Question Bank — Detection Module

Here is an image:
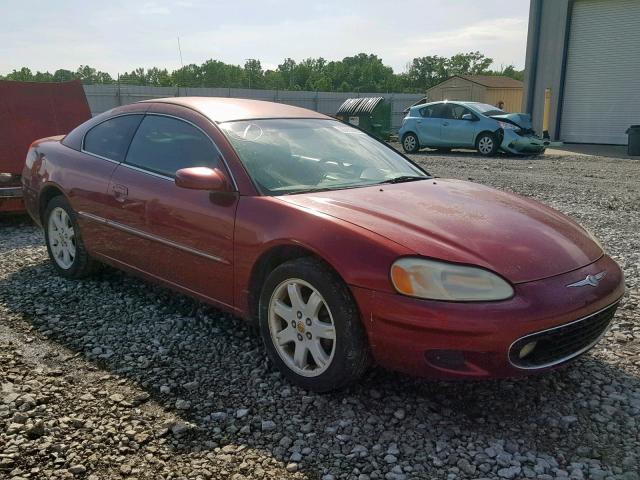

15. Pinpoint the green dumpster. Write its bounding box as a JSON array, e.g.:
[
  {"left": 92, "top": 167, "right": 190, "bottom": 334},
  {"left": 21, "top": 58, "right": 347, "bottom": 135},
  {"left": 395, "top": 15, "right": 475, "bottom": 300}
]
[{"left": 335, "top": 97, "right": 391, "bottom": 140}]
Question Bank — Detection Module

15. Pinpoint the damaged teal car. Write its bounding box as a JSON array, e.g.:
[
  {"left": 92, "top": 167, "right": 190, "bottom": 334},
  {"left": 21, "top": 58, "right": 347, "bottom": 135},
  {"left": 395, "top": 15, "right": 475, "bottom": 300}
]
[{"left": 399, "top": 101, "right": 548, "bottom": 156}]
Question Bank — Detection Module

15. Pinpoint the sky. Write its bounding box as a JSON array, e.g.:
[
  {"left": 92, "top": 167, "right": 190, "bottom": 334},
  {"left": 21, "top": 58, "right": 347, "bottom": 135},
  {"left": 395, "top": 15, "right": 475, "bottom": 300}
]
[{"left": 0, "top": 0, "right": 531, "bottom": 76}]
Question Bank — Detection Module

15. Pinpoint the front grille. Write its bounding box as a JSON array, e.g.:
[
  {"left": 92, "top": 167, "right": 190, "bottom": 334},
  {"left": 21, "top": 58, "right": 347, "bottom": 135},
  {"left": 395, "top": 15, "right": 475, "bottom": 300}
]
[
  {"left": 509, "top": 303, "right": 618, "bottom": 369},
  {"left": 0, "top": 186, "right": 23, "bottom": 199}
]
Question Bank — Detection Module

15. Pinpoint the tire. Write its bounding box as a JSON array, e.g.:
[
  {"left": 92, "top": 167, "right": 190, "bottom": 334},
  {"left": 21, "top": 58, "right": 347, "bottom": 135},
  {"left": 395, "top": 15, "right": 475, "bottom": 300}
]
[
  {"left": 258, "top": 257, "right": 371, "bottom": 392},
  {"left": 43, "top": 195, "right": 98, "bottom": 279},
  {"left": 401, "top": 132, "right": 420, "bottom": 154},
  {"left": 476, "top": 132, "right": 499, "bottom": 156}
]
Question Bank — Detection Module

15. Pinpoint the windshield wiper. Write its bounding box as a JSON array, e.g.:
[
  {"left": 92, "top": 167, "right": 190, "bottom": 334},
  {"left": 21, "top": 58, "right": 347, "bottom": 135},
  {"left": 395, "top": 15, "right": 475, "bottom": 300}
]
[
  {"left": 281, "top": 184, "right": 367, "bottom": 195},
  {"left": 380, "top": 175, "right": 429, "bottom": 184}
]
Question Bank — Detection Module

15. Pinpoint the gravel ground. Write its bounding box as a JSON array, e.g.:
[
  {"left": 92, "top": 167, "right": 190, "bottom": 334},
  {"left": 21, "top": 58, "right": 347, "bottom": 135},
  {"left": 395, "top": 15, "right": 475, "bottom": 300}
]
[{"left": 1, "top": 150, "right": 639, "bottom": 480}]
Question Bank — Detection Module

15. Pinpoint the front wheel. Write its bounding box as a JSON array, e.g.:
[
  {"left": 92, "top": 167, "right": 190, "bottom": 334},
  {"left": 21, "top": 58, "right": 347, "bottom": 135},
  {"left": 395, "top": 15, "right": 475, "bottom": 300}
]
[
  {"left": 476, "top": 132, "right": 499, "bottom": 156},
  {"left": 401, "top": 133, "right": 420, "bottom": 154},
  {"left": 44, "top": 196, "right": 98, "bottom": 278},
  {"left": 258, "top": 258, "right": 371, "bottom": 392}
]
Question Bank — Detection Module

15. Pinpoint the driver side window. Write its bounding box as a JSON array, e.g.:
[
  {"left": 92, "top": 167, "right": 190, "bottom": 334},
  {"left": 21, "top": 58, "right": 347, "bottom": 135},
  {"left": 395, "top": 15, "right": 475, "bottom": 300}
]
[
  {"left": 440, "top": 104, "right": 476, "bottom": 120},
  {"left": 449, "top": 104, "right": 467, "bottom": 120},
  {"left": 125, "top": 115, "right": 221, "bottom": 178}
]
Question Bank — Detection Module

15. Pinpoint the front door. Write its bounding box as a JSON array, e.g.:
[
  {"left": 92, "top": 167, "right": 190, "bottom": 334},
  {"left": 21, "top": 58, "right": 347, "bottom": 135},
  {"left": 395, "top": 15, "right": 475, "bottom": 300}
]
[
  {"left": 103, "top": 114, "right": 238, "bottom": 308},
  {"left": 439, "top": 104, "right": 477, "bottom": 147}
]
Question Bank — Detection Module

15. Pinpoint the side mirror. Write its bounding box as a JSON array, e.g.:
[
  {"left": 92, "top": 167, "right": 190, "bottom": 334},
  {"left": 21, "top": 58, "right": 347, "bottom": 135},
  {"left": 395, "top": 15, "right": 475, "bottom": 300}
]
[
  {"left": 175, "top": 167, "right": 231, "bottom": 191},
  {"left": 461, "top": 113, "right": 475, "bottom": 121}
]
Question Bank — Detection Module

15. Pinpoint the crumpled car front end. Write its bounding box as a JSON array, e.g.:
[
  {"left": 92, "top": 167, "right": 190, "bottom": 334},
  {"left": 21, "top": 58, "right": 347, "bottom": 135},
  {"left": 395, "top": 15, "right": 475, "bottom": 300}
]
[
  {"left": 492, "top": 113, "right": 549, "bottom": 155},
  {"left": 500, "top": 129, "right": 549, "bottom": 155}
]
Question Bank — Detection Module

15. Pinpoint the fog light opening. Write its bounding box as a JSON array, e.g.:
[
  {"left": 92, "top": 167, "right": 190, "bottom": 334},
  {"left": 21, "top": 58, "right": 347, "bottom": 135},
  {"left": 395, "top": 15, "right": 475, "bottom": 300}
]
[
  {"left": 425, "top": 349, "right": 467, "bottom": 371},
  {"left": 518, "top": 341, "right": 538, "bottom": 359}
]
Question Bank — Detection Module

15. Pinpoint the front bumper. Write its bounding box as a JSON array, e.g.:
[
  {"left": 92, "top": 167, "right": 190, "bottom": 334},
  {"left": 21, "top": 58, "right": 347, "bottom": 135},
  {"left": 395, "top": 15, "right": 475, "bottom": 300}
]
[
  {"left": 0, "top": 185, "right": 25, "bottom": 213},
  {"left": 351, "top": 254, "right": 624, "bottom": 379},
  {"left": 500, "top": 129, "right": 548, "bottom": 155}
]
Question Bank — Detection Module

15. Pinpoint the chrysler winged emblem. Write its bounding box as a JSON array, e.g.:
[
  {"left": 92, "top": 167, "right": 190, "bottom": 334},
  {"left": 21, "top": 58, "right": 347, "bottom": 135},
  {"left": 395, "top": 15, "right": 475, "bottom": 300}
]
[{"left": 567, "top": 271, "right": 606, "bottom": 288}]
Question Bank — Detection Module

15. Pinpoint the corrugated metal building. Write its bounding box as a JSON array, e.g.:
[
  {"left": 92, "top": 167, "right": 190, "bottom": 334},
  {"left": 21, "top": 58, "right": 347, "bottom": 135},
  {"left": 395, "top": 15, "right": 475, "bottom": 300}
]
[
  {"left": 426, "top": 75, "right": 524, "bottom": 112},
  {"left": 524, "top": 0, "right": 640, "bottom": 144}
]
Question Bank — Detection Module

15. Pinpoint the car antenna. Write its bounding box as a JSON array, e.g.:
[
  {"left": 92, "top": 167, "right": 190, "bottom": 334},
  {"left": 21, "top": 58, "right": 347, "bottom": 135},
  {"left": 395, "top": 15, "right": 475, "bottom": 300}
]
[{"left": 177, "top": 35, "right": 186, "bottom": 96}]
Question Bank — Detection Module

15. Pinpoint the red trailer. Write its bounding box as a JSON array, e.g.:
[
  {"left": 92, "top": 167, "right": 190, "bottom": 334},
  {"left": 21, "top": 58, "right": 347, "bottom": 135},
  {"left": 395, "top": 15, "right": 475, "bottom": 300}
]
[{"left": 0, "top": 80, "right": 91, "bottom": 212}]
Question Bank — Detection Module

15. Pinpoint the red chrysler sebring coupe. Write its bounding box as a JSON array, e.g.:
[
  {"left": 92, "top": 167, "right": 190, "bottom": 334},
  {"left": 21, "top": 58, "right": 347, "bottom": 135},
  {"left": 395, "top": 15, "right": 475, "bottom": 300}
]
[{"left": 22, "top": 98, "right": 624, "bottom": 391}]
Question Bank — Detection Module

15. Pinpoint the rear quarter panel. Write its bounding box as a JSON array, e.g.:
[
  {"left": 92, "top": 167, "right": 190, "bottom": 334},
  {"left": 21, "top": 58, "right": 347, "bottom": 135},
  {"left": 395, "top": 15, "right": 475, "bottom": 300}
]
[{"left": 22, "top": 138, "right": 118, "bottom": 232}]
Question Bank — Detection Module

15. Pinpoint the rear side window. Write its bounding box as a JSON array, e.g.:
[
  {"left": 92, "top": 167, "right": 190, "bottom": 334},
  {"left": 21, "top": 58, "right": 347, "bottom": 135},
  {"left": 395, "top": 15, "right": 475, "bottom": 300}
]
[
  {"left": 420, "top": 104, "right": 447, "bottom": 118},
  {"left": 83, "top": 115, "right": 143, "bottom": 162},
  {"left": 125, "top": 115, "right": 220, "bottom": 178}
]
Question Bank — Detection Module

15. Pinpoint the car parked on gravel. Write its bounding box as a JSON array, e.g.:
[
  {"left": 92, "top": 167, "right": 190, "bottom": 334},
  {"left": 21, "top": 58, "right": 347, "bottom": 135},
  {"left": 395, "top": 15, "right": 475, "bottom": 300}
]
[
  {"left": 399, "top": 101, "right": 548, "bottom": 156},
  {"left": 22, "top": 97, "right": 624, "bottom": 392}
]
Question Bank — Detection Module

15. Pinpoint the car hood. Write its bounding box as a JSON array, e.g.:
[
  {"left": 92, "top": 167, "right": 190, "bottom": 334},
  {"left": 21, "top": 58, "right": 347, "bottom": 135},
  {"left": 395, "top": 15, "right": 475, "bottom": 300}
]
[
  {"left": 280, "top": 179, "right": 602, "bottom": 284},
  {"left": 490, "top": 113, "right": 532, "bottom": 130}
]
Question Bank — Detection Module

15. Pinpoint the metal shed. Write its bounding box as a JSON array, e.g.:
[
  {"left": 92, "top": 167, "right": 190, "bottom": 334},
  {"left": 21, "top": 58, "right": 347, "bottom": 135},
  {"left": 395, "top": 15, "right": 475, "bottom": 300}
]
[
  {"left": 335, "top": 97, "right": 391, "bottom": 140},
  {"left": 426, "top": 75, "right": 524, "bottom": 113}
]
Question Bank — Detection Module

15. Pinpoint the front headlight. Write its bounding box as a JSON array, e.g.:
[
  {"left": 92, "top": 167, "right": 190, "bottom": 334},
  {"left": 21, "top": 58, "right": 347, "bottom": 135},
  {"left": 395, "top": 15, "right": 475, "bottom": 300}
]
[
  {"left": 390, "top": 258, "right": 514, "bottom": 301},
  {"left": 497, "top": 121, "right": 519, "bottom": 131},
  {"left": 0, "top": 173, "right": 20, "bottom": 184}
]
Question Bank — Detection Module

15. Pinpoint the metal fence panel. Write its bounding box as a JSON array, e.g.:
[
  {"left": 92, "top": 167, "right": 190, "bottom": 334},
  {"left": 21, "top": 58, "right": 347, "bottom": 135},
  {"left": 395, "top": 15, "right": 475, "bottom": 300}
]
[
  {"left": 83, "top": 84, "right": 120, "bottom": 115},
  {"left": 83, "top": 85, "right": 422, "bottom": 131}
]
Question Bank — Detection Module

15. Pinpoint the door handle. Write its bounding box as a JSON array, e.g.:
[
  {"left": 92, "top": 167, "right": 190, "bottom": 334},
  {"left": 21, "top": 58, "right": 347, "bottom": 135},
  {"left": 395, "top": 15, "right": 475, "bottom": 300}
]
[
  {"left": 416, "top": 120, "right": 422, "bottom": 124},
  {"left": 112, "top": 184, "right": 128, "bottom": 202},
  {"left": 442, "top": 121, "right": 449, "bottom": 126}
]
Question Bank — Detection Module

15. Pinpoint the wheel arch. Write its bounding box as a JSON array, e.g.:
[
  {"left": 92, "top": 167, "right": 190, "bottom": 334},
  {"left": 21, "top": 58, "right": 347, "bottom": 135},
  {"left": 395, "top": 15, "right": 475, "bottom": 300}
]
[
  {"left": 39, "top": 183, "right": 68, "bottom": 224},
  {"left": 247, "top": 243, "right": 350, "bottom": 324},
  {"left": 401, "top": 130, "right": 417, "bottom": 138},
  {"left": 401, "top": 130, "right": 419, "bottom": 143},
  {"left": 475, "top": 129, "right": 504, "bottom": 147}
]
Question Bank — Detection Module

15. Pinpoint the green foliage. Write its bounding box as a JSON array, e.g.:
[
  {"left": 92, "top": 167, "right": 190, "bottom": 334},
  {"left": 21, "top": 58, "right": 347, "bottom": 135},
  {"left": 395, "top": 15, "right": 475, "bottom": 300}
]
[
  {"left": 399, "top": 51, "right": 525, "bottom": 91},
  {"left": 0, "top": 52, "right": 524, "bottom": 93},
  {"left": 498, "top": 65, "right": 525, "bottom": 82},
  {"left": 0, "top": 66, "right": 113, "bottom": 84}
]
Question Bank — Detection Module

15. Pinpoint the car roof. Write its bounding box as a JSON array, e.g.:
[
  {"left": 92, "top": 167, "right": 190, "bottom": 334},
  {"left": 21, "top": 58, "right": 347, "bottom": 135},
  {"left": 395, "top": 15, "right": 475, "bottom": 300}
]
[
  {"left": 142, "top": 97, "right": 331, "bottom": 123},
  {"left": 413, "top": 100, "right": 474, "bottom": 109}
]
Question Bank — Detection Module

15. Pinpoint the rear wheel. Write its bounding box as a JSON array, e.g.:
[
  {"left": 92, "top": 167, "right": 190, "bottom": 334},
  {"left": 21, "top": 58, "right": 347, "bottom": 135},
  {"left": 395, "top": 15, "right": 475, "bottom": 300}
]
[
  {"left": 401, "top": 133, "right": 420, "bottom": 154},
  {"left": 44, "top": 196, "right": 98, "bottom": 278},
  {"left": 259, "top": 257, "right": 371, "bottom": 392},
  {"left": 476, "top": 132, "right": 498, "bottom": 156}
]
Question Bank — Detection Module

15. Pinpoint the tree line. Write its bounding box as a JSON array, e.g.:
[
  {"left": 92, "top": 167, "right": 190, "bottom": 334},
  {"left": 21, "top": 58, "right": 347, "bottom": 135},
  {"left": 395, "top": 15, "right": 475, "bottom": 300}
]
[{"left": 1, "top": 52, "right": 523, "bottom": 93}]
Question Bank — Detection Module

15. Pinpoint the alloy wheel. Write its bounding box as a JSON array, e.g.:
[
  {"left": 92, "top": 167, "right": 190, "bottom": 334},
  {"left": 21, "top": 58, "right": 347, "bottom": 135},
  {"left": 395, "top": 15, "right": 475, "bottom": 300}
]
[
  {"left": 268, "top": 278, "right": 336, "bottom": 377},
  {"left": 47, "top": 207, "right": 76, "bottom": 269}
]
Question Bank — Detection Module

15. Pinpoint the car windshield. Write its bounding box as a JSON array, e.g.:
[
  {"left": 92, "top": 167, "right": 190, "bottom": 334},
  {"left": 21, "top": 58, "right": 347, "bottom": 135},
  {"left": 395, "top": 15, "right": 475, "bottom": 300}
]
[
  {"left": 471, "top": 103, "right": 506, "bottom": 117},
  {"left": 219, "top": 118, "right": 428, "bottom": 195}
]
